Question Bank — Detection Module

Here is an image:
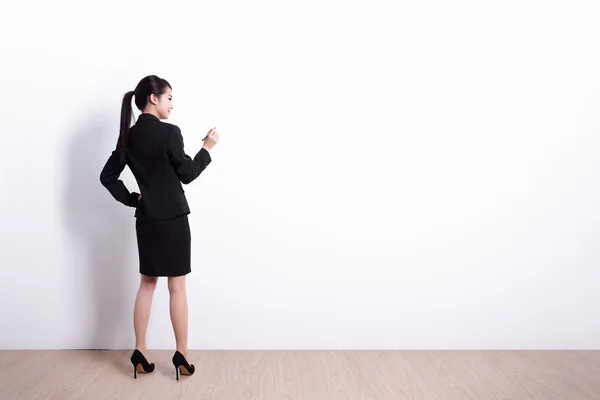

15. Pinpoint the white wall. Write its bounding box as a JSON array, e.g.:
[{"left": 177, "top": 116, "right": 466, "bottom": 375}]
[{"left": 1, "top": 0, "right": 600, "bottom": 350}]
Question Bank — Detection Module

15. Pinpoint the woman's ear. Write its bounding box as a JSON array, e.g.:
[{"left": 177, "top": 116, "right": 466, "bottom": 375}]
[{"left": 149, "top": 93, "right": 159, "bottom": 105}]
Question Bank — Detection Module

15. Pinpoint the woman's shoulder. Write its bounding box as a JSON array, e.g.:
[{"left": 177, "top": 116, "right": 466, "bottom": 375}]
[{"left": 160, "top": 122, "right": 182, "bottom": 137}]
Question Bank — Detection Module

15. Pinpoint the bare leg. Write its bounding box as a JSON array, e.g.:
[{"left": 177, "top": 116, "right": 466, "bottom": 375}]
[
  {"left": 168, "top": 275, "right": 189, "bottom": 358},
  {"left": 134, "top": 274, "right": 158, "bottom": 356}
]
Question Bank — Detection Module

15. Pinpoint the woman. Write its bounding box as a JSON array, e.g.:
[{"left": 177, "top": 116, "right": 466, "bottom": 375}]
[{"left": 99, "top": 75, "right": 219, "bottom": 380}]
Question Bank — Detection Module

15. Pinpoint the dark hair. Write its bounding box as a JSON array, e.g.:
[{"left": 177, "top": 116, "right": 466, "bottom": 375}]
[{"left": 117, "top": 75, "right": 172, "bottom": 163}]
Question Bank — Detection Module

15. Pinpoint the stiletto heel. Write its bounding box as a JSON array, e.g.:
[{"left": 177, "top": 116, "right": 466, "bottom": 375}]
[
  {"left": 130, "top": 349, "right": 155, "bottom": 378},
  {"left": 172, "top": 351, "right": 195, "bottom": 380}
]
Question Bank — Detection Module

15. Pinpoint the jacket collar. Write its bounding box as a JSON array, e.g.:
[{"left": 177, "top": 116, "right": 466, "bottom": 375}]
[{"left": 137, "top": 113, "right": 160, "bottom": 122}]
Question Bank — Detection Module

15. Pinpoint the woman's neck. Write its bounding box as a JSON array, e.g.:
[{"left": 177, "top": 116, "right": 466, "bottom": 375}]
[{"left": 142, "top": 109, "right": 161, "bottom": 119}]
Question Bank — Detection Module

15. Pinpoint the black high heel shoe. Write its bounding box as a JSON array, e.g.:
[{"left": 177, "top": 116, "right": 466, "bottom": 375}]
[
  {"left": 172, "top": 351, "right": 195, "bottom": 380},
  {"left": 130, "top": 349, "right": 155, "bottom": 378}
]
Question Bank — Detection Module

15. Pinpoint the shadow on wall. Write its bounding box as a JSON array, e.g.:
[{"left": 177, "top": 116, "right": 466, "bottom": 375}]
[{"left": 62, "top": 112, "right": 137, "bottom": 350}]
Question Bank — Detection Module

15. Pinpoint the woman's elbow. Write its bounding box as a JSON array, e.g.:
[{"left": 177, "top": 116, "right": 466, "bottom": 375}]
[{"left": 99, "top": 173, "right": 113, "bottom": 187}]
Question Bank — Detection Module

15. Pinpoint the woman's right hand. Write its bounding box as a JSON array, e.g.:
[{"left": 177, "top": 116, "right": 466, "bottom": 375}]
[{"left": 203, "top": 128, "right": 219, "bottom": 152}]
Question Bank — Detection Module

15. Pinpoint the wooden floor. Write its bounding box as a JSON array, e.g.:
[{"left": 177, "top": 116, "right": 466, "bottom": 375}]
[{"left": 0, "top": 350, "right": 599, "bottom": 399}]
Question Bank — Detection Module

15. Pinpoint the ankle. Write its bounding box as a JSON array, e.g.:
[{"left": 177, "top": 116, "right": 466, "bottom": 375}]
[{"left": 176, "top": 348, "right": 188, "bottom": 358}]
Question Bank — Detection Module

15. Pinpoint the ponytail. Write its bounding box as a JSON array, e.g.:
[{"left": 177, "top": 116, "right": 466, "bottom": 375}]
[{"left": 117, "top": 91, "right": 135, "bottom": 164}]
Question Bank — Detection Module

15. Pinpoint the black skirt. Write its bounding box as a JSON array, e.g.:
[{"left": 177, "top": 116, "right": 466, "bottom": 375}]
[{"left": 135, "top": 214, "right": 191, "bottom": 277}]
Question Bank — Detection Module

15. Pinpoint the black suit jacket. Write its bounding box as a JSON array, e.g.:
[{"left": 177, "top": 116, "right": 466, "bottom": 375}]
[{"left": 100, "top": 113, "right": 212, "bottom": 221}]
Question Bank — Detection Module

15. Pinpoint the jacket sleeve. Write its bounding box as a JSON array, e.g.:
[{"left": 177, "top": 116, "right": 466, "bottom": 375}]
[
  {"left": 167, "top": 125, "right": 212, "bottom": 184},
  {"left": 99, "top": 150, "right": 140, "bottom": 207}
]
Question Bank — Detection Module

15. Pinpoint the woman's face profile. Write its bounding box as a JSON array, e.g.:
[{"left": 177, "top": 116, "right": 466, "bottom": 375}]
[{"left": 150, "top": 87, "right": 173, "bottom": 119}]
